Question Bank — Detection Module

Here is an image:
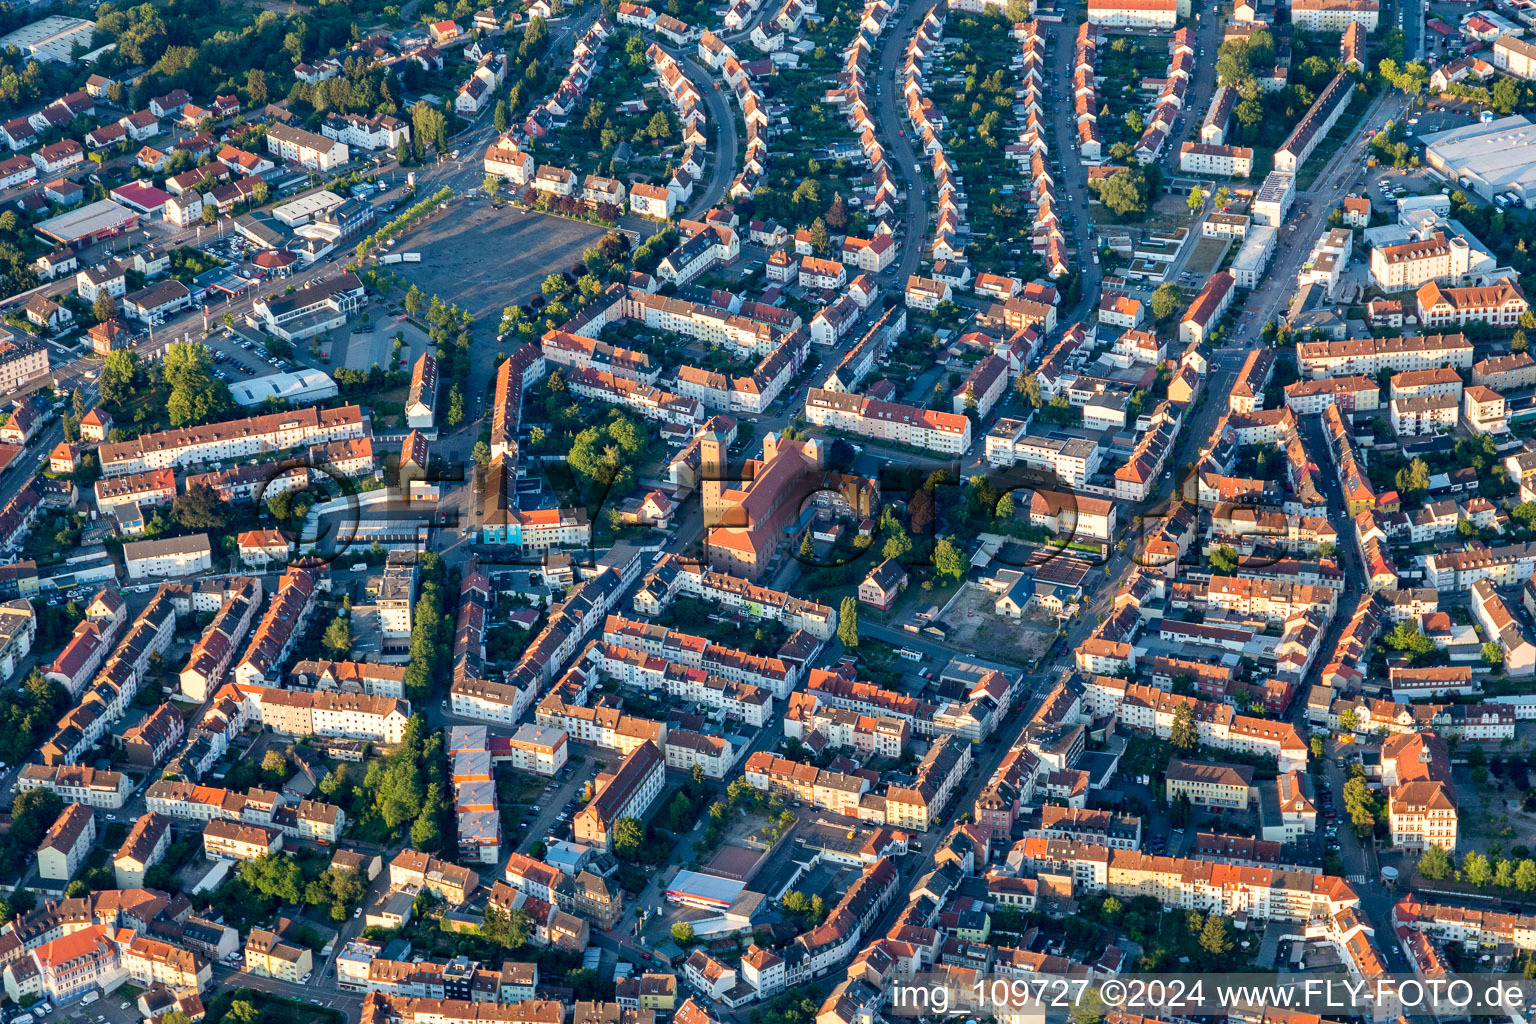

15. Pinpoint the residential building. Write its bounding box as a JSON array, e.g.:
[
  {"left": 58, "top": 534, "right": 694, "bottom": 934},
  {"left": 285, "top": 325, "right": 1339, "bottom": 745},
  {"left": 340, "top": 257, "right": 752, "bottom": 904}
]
[
  {"left": 114, "top": 812, "right": 171, "bottom": 888},
  {"left": 36, "top": 803, "right": 94, "bottom": 881},
  {"left": 1164, "top": 758, "right": 1253, "bottom": 810}
]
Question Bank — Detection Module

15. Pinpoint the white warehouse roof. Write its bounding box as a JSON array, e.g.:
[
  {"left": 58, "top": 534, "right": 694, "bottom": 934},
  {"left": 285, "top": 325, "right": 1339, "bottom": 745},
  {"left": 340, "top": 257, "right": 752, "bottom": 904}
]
[
  {"left": 1423, "top": 115, "right": 1536, "bottom": 200},
  {"left": 229, "top": 367, "right": 340, "bottom": 407}
]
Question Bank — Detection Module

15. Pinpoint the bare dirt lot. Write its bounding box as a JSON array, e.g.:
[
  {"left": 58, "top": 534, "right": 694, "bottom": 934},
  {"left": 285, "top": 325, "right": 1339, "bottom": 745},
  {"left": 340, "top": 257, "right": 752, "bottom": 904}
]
[
  {"left": 937, "top": 583, "right": 1058, "bottom": 667},
  {"left": 1184, "top": 235, "right": 1232, "bottom": 277}
]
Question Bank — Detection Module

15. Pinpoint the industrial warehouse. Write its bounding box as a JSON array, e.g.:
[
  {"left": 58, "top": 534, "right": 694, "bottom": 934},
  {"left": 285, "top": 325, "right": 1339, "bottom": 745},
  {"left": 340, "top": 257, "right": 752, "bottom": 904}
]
[{"left": 1422, "top": 115, "right": 1536, "bottom": 206}]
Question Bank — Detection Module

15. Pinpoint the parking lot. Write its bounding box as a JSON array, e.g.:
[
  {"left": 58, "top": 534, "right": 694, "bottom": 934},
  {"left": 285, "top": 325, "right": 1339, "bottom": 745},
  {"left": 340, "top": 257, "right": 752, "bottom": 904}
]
[
  {"left": 332, "top": 316, "right": 431, "bottom": 374},
  {"left": 23, "top": 986, "right": 146, "bottom": 1024},
  {"left": 384, "top": 199, "right": 610, "bottom": 378}
]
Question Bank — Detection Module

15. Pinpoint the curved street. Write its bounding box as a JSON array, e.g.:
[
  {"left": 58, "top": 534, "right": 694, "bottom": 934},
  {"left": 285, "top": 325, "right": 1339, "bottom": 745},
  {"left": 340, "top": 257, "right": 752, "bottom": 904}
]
[{"left": 671, "top": 46, "right": 740, "bottom": 220}]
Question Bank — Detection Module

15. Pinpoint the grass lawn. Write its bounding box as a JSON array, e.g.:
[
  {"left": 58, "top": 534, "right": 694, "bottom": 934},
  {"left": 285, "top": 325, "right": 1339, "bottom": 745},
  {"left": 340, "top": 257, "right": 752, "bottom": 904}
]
[
  {"left": 204, "top": 990, "right": 344, "bottom": 1024},
  {"left": 344, "top": 814, "right": 398, "bottom": 846},
  {"left": 498, "top": 769, "right": 547, "bottom": 805}
]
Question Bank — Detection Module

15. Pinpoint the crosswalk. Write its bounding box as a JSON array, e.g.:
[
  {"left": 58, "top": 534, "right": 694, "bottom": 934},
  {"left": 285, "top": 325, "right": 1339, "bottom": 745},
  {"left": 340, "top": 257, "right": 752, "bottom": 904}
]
[{"left": 1346, "top": 874, "right": 1367, "bottom": 883}]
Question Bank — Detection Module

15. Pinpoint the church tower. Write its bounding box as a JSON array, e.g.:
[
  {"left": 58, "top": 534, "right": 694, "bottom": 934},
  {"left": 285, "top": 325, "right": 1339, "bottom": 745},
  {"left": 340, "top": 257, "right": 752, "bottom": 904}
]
[{"left": 699, "top": 428, "right": 728, "bottom": 529}]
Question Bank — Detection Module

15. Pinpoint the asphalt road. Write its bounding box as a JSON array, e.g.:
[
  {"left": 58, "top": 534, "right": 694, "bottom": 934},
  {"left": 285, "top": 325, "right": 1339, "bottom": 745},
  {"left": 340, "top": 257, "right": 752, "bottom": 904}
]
[
  {"left": 1046, "top": 19, "right": 1102, "bottom": 323},
  {"left": 670, "top": 46, "right": 739, "bottom": 220},
  {"left": 1156, "top": 13, "right": 1225, "bottom": 178},
  {"left": 1233, "top": 88, "right": 1408, "bottom": 346},
  {"left": 873, "top": 0, "right": 945, "bottom": 283}
]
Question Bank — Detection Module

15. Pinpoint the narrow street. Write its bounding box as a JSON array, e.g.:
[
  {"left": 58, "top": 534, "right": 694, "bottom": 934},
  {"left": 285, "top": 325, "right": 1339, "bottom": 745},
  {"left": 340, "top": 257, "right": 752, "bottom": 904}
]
[
  {"left": 671, "top": 48, "right": 739, "bottom": 220},
  {"left": 1045, "top": 18, "right": 1102, "bottom": 324},
  {"left": 873, "top": 0, "right": 945, "bottom": 284}
]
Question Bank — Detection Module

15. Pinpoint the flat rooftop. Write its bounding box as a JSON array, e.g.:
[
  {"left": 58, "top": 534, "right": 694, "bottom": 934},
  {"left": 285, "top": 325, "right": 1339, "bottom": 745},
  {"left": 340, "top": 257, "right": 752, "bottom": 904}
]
[
  {"left": 35, "top": 199, "right": 138, "bottom": 244},
  {"left": 1424, "top": 115, "right": 1536, "bottom": 194}
]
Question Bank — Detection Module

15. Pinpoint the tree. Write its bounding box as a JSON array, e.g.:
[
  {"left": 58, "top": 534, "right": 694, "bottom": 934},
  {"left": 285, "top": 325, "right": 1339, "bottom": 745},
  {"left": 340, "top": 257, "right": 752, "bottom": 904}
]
[
  {"left": 161, "top": 343, "right": 231, "bottom": 428},
  {"left": 612, "top": 816, "right": 643, "bottom": 858},
  {"left": 482, "top": 905, "right": 531, "bottom": 950},
  {"left": 1484, "top": 642, "right": 1506, "bottom": 668},
  {"left": 1209, "top": 544, "right": 1238, "bottom": 573},
  {"left": 246, "top": 68, "right": 268, "bottom": 105},
  {"left": 446, "top": 384, "right": 465, "bottom": 428},
  {"left": 1102, "top": 896, "right": 1122, "bottom": 916},
  {"left": 934, "top": 537, "right": 969, "bottom": 582},
  {"left": 10, "top": 788, "right": 62, "bottom": 848},
  {"left": 472, "top": 440, "right": 491, "bottom": 468},
  {"left": 1343, "top": 776, "right": 1378, "bottom": 830},
  {"left": 1418, "top": 844, "right": 1452, "bottom": 880},
  {"left": 201, "top": 204, "right": 217, "bottom": 225},
  {"left": 172, "top": 483, "right": 227, "bottom": 530},
  {"left": 1151, "top": 283, "right": 1181, "bottom": 322},
  {"left": 1069, "top": 988, "right": 1106, "bottom": 1024},
  {"left": 1394, "top": 456, "right": 1431, "bottom": 498},
  {"left": 826, "top": 192, "right": 848, "bottom": 229},
  {"left": 910, "top": 486, "right": 935, "bottom": 535},
  {"left": 1095, "top": 168, "right": 1151, "bottom": 218},
  {"left": 1340, "top": 708, "right": 1359, "bottom": 732},
  {"left": 1015, "top": 372, "right": 1041, "bottom": 408},
  {"left": 1464, "top": 851, "right": 1493, "bottom": 888},
  {"left": 323, "top": 615, "right": 354, "bottom": 658},
  {"left": 1309, "top": 735, "right": 1325, "bottom": 760},
  {"left": 266, "top": 490, "right": 293, "bottom": 523},
  {"left": 405, "top": 284, "right": 424, "bottom": 317},
  {"left": 880, "top": 508, "right": 912, "bottom": 560},
  {"left": 225, "top": 998, "right": 259, "bottom": 1024},
  {"left": 1496, "top": 858, "right": 1516, "bottom": 889},
  {"left": 996, "top": 492, "right": 1016, "bottom": 521},
  {"left": 411, "top": 782, "right": 445, "bottom": 850},
  {"left": 646, "top": 110, "right": 672, "bottom": 140},
  {"left": 1516, "top": 858, "right": 1536, "bottom": 892},
  {"left": 319, "top": 764, "right": 352, "bottom": 801},
  {"left": 792, "top": 217, "right": 827, "bottom": 259},
  {"left": 1199, "top": 915, "right": 1234, "bottom": 956},
  {"left": 412, "top": 100, "right": 448, "bottom": 155},
  {"left": 493, "top": 99, "right": 508, "bottom": 132},
  {"left": 261, "top": 749, "right": 288, "bottom": 781},
  {"left": 93, "top": 291, "right": 117, "bottom": 323},
  {"left": 1169, "top": 703, "right": 1197, "bottom": 751},
  {"left": 1385, "top": 619, "right": 1436, "bottom": 660},
  {"left": 782, "top": 889, "right": 811, "bottom": 914},
  {"left": 99, "top": 349, "right": 138, "bottom": 407},
  {"left": 670, "top": 921, "right": 694, "bottom": 944},
  {"left": 838, "top": 596, "right": 859, "bottom": 648},
  {"left": 1187, "top": 186, "right": 1205, "bottom": 213}
]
